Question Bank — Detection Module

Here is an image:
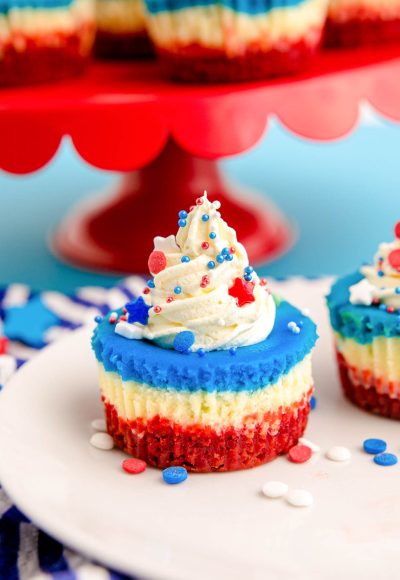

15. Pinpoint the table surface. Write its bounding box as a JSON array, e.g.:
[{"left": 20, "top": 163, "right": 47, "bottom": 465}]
[{"left": 1, "top": 109, "right": 399, "bottom": 293}]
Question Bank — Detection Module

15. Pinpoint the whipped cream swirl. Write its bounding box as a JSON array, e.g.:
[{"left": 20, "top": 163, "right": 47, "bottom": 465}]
[
  {"left": 141, "top": 192, "right": 276, "bottom": 351},
  {"left": 350, "top": 221, "right": 400, "bottom": 309}
]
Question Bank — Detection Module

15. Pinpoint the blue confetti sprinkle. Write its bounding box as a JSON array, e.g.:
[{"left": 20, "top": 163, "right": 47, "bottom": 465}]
[
  {"left": 178, "top": 210, "right": 188, "bottom": 219},
  {"left": 202, "top": 214, "right": 209, "bottom": 222},
  {"left": 173, "top": 331, "right": 195, "bottom": 353},
  {"left": 374, "top": 453, "right": 398, "bottom": 467},
  {"left": 162, "top": 466, "right": 188, "bottom": 484},
  {"left": 216, "top": 254, "right": 225, "bottom": 264},
  {"left": 244, "top": 266, "right": 254, "bottom": 274},
  {"left": 147, "top": 280, "right": 155, "bottom": 288},
  {"left": 363, "top": 438, "right": 387, "bottom": 455},
  {"left": 209, "top": 232, "right": 216, "bottom": 240},
  {"left": 178, "top": 219, "right": 187, "bottom": 228},
  {"left": 310, "top": 396, "right": 317, "bottom": 410},
  {"left": 181, "top": 255, "right": 190, "bottom": 263},
  {"left": 125, "top": 297, "right": 151, "bottom": 325},
  {"left": 208, "top": 261, "right": 216, "bottom": 269},
  {"left": 94, "top": 315, "right": 102, "bottom": 323},
  {"left": 197, "top": 348, "right": 206, "bottom": 357},
  {"left": 174, "top": 286, "right": 182, "bottom": 294}
]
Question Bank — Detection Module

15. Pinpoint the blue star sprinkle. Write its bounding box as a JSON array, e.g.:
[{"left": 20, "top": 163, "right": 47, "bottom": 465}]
[
  {"left": 125, "top": 297, "right": 151, "bottom": 325},
  {"left": 4, "top": 296, "right": 60, "bottom": 348}
]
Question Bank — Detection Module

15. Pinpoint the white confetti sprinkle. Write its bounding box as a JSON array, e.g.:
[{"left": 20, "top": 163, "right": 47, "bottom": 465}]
[
  {"left": 286, "top": 489, "right": 313, "bottom": 508},
  {"left": 325, "top": 446, "right": 351, "bottom": 462},
  {"left": 91, "top": 419, "right": 107, "bottom": 432},
  {"left": 115, "top": 321, "right": 144, "bottom": 340},
  {"left": 262, "top": 481, "right": 288, "bottom": 499},
  {"left": 298, "top": 437, "right": 320, "bottom": 453},
  {"left": 90, "top": 433, "right": 114, "bottom": 450}
]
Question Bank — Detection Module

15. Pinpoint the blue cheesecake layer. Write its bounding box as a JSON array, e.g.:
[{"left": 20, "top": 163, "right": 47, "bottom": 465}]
[
  {"left": 327, "top": 272, "right": 400, "bottom": 345},
  {"left": 92, "top": 300, "right": 318, "bottom": 393},
  {"left": 145, "top": 0, "right": 306, "bottom": 17},
  {"left": 0, "top": 0, "right": 73, "bottom": 13}
]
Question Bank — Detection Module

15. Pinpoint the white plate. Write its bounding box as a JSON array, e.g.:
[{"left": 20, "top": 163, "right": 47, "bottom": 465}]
[{"left": 1, "top": 279, "right": 399, "bottom": 580}]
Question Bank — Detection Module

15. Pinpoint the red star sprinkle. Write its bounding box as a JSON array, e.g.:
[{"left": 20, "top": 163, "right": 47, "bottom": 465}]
[
  {"left": 388, "top": 249, "right": 400, "bottom": 272},
  {"left": 228, "top": 277, "right": 255, "bottom": 307},
  {"left": 395, "top": 221, "right": 400, "bottom": 239},
  {"left": 148, "top": 250, "right": 167, "bottom": 275}
]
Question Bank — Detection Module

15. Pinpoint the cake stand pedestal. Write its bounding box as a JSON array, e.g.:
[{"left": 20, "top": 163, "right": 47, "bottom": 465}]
[{"left": 1, "top": 44, "right": 400, "bottom": 273}]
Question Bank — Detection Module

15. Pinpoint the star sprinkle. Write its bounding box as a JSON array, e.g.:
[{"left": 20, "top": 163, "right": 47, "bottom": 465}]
[
  {"left": 154, "top": 235, "right": 180, "bottom": 253},
  {"left": 125, "top": 297, "right": 151, "bottom": 325},
  {"left": 3, "top": 296, "right": 61, "bottom": 348},
  {"left": 228, "top": 277, "right": 255, "bottom": 307}
]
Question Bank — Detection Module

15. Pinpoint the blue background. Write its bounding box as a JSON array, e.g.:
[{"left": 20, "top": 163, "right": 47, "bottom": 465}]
[{"left": 1, "top": 109, "right": 399, "bottom": 293}]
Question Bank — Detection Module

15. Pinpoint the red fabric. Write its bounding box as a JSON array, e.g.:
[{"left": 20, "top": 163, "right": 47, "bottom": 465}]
[
  {"left": 336, "top": 351, "right": 400, "bottom": 420},
  {"left": 94, "top": 30, "right": 153, "bottom": 59},
  {"left": 156, "top": 33, "right": 322, "bottom": 82},
  {"left": 325, "top": 17, "right": 400, "bottom": 47},
  {"left": 103, "top": 392, "right": 312, "bottom": 472},
  {"left": 0, "top": 24, "right": 94, "bottom": 87}
]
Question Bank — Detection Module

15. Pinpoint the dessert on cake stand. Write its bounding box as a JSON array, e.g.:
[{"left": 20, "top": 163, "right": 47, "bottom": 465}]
[{"left": 1, "top": 43, "right": 400, "bottom": 273}]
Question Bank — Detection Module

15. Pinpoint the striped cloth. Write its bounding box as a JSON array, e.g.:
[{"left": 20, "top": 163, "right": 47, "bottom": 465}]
[{"left": 0, "top": 277, "right": 146, "bottom": 580}]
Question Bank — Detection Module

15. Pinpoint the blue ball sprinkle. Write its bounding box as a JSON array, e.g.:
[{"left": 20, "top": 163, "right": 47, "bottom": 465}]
[
  {"left": 197, "top": 348, "right": 206, "bottom": 357},
  {"left": 363, "top": 438, "right": 387, "bottom": 455},
  {"left": 178, "top": 210, "right": 188, "bottom": 219},
  {"left": 0, "top": 384, "right": 3, "bottom": 392},
  {"left": 229, "top": 347, "right": 237, "bottom": 356},
  {"left": 244, "top": 274, "right": 253, "bottom": 282},
  {"left": 244, "top": 266, "right": 254, "bottom": 274},
  {"left": 216, "top": 254, "right": 225, "bottom": 264},
  {"left": 378, "top": 271, "right": 384, "bottom": 277},
  {"left": 178, "top": 219, "right": 187, "bottom": 228},
  {"left": 379, "top": 304, "right": 387, "bottom": 311},
  {"left": 147, "top": 279, "right": 155, "bottom": 288},
  {"left": 173, "top": 331, "right": 195, "bottom": 353},
  {"left": 162, "top": 466, "right": 188, "bottom": 484},
  {"left": 202, "top": 214, "right": 209, "bottom": 222},
  {"left": 310, "top": 396, "right": 317, "bottom": 410},
  {"left": 174, "top": 286, "right": 182, "bottom": 294},
  {"left": 94, "top": 315, "right": 102, "bottom": 323},
  {"left": 209, "top": 232, "right": 216, "bottom": 240},
  {"left": 374, "top": 453, "right": 398, "bottom": 467},
  {"left": 208, "top": 261, "right": 216, "bottom": 269},
  {"left": 396, "top": 287, "right": 400, "bottom": 295},
  {"left": 181, "top": 255, "right": 190, "bottom": 263},
  {"left": 225, "top": 254, "right": 233, "bottom": 261},
  {"left": 222, "top": 247, "right": 230, "bottom": 256}
]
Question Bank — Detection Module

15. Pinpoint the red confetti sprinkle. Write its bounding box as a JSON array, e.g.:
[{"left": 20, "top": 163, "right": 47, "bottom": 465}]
[
  {"left": 148, "top": 250, "right": 167, "bottom": 275},
  {"left": 388, "top": 249, "right": 400, "bottom": 272},
  {"left": 143, "top": 288, "right": 150, "bottom": 294},
  {"left": 122, "top": 458, "right": 147, "bottom": 474},
  {"left": 196, "top": 197, "right": 204, "bottom": 205},
  {"left": 119, "top": 315, "right": 127, "bottom": 322},
  {"left": 153, "top": 306, "right": 162, "bottom": 314},
  {"left": 0, "top": 336, "right": 8, "bottom": 355},
  {"left": 166, "top": 297, "right": 174, "bottom": 303},
  {"left": 201, "top": 242, "right": 209, "bottom": 250},
  {"left": 229, "top": 247, "right": 236, "bottom": 254},
  {"left": 288, "top": 444, "right": 312, "bottom": 464},
  {"left": 228, "top": 277, "right": 255, "bottom": 307},
  {"left": 395, "top": 221, "right": 400, "bottom": 239}
]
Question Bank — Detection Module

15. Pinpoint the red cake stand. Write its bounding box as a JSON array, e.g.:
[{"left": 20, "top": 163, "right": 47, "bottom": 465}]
[{"left": 1, "top": 44, "right": 400, "bottom": 273}]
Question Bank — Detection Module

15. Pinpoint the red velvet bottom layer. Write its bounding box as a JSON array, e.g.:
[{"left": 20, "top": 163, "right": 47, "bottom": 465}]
[
  {"left": 0, "top": 26, "right": 94, "bottom": 86},
  {"left": 324, "top": 17, "right": 400, "bottom": 47},
  {"left": 94, "top": 30, "right": 153, "bottom": 59},
  {"left": 157, "top": 34, "right": 321, "bottom": 83},
  {"left": 103, "top": 395, "right": 311, "bottom": 472},
  {"left": 337, "top": 352, "right": 400, "bottom": 420}
]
